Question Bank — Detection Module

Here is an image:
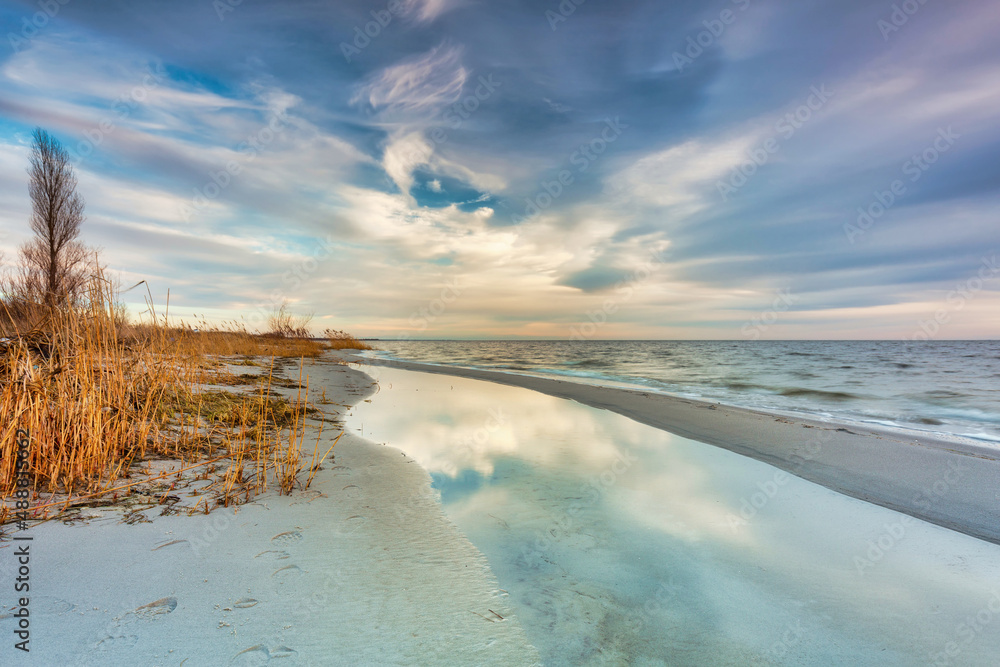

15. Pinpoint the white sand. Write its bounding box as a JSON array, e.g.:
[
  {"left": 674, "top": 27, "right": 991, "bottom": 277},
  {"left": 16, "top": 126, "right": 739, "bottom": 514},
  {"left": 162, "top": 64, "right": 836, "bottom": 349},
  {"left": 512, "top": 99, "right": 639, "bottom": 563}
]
[{"left": 0, "top": 362, "right": 540, "bottom": 666}]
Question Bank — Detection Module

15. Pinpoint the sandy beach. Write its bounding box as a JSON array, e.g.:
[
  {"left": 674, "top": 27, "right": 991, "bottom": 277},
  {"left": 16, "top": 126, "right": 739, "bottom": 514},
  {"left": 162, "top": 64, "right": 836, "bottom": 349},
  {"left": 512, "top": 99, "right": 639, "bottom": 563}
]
[
  {"left": 1, "top": 360, "right": 540, "bottom": 666},
  {"left": 351, "top": 353, "right": 1000, "bottom": 546},
  {"left": 5, "top": 352, "right": 1000, "bottom": 665}
]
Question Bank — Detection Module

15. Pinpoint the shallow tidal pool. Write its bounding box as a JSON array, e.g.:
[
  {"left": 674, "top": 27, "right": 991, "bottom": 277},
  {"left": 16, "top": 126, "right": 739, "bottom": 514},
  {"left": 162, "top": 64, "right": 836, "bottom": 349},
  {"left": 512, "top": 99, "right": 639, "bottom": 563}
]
[{"left": 346, "top": 365, "right": 1000, "bottom": 666}]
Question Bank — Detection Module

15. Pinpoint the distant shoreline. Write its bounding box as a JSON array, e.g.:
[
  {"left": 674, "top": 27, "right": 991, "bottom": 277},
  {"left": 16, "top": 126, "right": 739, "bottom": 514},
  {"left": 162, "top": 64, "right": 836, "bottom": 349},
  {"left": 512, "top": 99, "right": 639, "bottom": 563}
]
[{"left": 343, "top": 352, "right": 1000, "bottom": 546}]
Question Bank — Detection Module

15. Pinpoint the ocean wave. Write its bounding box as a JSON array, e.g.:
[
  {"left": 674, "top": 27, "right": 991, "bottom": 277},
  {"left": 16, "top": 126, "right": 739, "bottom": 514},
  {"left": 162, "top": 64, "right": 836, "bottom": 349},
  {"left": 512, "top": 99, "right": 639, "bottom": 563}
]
[
  {"left": 777, "top": 388, "right": 861, "bottom": 401},
  {"left": 368, "top": 339, "right": 1000, "bottom": 443}
]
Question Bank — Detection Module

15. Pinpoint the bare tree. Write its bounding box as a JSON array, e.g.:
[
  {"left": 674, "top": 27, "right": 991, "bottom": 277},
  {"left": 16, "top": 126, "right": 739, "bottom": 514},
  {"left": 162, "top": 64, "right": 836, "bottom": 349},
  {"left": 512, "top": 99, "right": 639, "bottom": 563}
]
[{"left": 20, "top": 128, "right": 88, "bottom": 308}]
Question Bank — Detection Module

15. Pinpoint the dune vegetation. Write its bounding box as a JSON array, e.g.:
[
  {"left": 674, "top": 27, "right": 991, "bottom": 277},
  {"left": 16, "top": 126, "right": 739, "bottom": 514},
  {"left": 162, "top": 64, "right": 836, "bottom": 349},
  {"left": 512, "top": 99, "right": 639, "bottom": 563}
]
[
  {"left": 0, "top": 270, "right": 373, "bottom": 524},
  {"left": 0, "top": 129, "right": 371, "bottom": 525}
]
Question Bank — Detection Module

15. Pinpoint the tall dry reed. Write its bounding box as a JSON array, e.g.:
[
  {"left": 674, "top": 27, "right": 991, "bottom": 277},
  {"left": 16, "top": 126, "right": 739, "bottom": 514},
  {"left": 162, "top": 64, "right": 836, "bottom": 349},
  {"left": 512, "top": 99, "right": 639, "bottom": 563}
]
[{"left": 1, "top": 270, "right": 341, "bottom": 518}]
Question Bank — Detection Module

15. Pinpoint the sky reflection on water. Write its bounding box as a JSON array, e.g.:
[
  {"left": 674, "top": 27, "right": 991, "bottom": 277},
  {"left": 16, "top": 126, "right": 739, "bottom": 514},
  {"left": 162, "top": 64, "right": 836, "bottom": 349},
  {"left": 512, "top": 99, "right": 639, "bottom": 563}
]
[{"left": 347, "top": 366, "right": 1000, "bottom": 666}]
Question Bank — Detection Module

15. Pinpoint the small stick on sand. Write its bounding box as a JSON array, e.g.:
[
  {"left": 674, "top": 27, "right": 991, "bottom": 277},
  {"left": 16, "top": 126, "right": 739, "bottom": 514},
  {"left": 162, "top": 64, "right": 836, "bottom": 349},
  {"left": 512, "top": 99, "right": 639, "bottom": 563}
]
[{"left": 469, "top": 610, "right": 496, "bottom": 623}]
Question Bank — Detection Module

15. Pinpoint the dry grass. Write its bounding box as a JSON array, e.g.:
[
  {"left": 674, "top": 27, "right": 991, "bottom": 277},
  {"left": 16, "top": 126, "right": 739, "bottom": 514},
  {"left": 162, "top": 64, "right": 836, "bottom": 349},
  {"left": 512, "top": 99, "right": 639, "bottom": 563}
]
[
  {"left": 163, "top": 324, "right": 327, "bottom": 359},
  {"left": 1, "top": 277, "right": 167, "bottom": 498},
  {"left": 0, "top": 272, "right": 351, "bottom": 522},
  {"left": 324, "top": 328, "right": 373, "bottom": 350}
]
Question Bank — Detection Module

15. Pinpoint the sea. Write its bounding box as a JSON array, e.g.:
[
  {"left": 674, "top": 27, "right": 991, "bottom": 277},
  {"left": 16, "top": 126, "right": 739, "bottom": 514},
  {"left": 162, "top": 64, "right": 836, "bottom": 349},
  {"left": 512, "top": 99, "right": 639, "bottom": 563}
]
[{"left": 363, "top": 339, "right": 1000, "bottom": 444}]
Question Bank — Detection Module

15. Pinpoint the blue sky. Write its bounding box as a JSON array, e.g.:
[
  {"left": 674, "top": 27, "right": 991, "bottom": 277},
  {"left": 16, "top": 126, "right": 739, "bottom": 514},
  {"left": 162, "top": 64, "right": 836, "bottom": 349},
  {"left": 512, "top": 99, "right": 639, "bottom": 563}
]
[{"left": 0, "top": 0, "right": 997, "bottom": 339}]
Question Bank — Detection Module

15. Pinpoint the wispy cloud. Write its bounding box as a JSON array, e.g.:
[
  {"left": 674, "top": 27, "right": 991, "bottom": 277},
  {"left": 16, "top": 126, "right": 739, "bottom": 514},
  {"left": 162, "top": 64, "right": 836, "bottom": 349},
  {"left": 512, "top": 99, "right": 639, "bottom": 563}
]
[
  {"left": 352, "top": 44, "right": 467, "bottom": 119},
  {"left": 402, "top": 0, "right": 462, "bottom": 24}
]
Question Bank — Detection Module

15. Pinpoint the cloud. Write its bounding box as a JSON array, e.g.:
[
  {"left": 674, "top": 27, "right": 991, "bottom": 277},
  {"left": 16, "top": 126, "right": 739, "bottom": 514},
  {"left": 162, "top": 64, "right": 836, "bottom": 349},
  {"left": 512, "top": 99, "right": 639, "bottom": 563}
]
[
  {"left": 352, "top": 44, "right": 467, "bottom": 119},
  {"left": 352, "top": 44, "right": 476, "bottom": 197},
  {"left": 611, "top": 133, "right": 761, "bottom": 214},
  {"left": 402, "top": 0, "right": 462, "bottom": 23},
  {"left": 383, "top": 132, "right": 435, "bottom": 197}
]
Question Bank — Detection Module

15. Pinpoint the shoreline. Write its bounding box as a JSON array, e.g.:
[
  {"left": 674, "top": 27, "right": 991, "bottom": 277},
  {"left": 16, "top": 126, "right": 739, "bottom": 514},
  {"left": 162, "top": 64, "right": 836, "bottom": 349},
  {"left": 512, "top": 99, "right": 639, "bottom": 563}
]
[{"left": 344, "top": 353, "right": 1000, "bottom": 546}]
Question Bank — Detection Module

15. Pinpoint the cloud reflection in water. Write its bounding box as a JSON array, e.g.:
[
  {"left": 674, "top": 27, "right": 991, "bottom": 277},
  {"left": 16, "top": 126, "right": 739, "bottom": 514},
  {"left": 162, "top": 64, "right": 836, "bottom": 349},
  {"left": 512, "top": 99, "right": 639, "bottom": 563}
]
[{"left": 347, "top": 366, "right": 1000, "bottom": 666}]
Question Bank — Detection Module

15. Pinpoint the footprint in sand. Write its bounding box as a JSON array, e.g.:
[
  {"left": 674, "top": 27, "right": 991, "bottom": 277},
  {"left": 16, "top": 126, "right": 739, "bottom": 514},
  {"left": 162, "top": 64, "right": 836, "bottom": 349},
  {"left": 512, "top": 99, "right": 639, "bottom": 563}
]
[
  {"left": 132, "top": 597, "right": 178, "bottom": 619},
  {"left": 96, "top": 597, "right": 177, "bottom": 650},
  {"left": 231, "top": 645, "right": 270, "bottom": 666},
  {"left": 342, "top": 484, "right": 362, "bottom": 498},
  {"left": 231, "top": 644, "right": 298, "bottom": 665},
  {"left": 290, "top": 490, "right": 326, "bottom": 506},
  {"left": 96, "top": 632, "right": 139, "bottom": 650},
  {"left": 255, "top": 549, "right": 291, "bottom": 560},
  {"left": 328, "top": 514, "right": 368, "bottom": 538},
  {"left": 270, "top": 530, "right": 302, "bottom": 545},
  {"left": 272, "top": 564, "right": 303, "bottom": 582},
  {"left": 33, "top": 596, "right": 77, "bottom": 615}
]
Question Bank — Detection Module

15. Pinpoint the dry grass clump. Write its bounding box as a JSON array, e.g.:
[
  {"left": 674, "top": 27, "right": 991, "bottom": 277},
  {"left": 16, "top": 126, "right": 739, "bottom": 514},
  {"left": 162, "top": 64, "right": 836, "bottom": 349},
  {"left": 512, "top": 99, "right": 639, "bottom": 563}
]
[
  {"left": 0, "top": 272, "right": 343, "bottom": 522},
  {"left": 166, "top": 325, "right": 327, "bottom": 359},
  {"left": 158, "top": 388, "right": 318, "bottom": 430},
  {"left": 325, "top": 328, "right": 373, "bottom": 350},
  {"left": 1, "top": 276, "right": 170, "bottom": 497}
]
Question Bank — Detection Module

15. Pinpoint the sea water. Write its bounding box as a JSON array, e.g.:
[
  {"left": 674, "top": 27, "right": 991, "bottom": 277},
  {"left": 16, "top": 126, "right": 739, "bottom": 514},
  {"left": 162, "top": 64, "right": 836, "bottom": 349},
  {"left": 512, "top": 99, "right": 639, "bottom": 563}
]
[
  {"left": 346, "top": 366, "right": 1000, "bottom": 666},
  {"left": 365, "top": 340, "right": 1000, "bottom": 444}
]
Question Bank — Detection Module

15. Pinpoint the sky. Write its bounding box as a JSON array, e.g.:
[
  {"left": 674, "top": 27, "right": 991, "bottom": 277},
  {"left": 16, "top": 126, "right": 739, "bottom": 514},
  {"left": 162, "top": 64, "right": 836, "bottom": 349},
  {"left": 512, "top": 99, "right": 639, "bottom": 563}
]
[{"left": 0, "top": 0, "right": 997, "bottom": 340}]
